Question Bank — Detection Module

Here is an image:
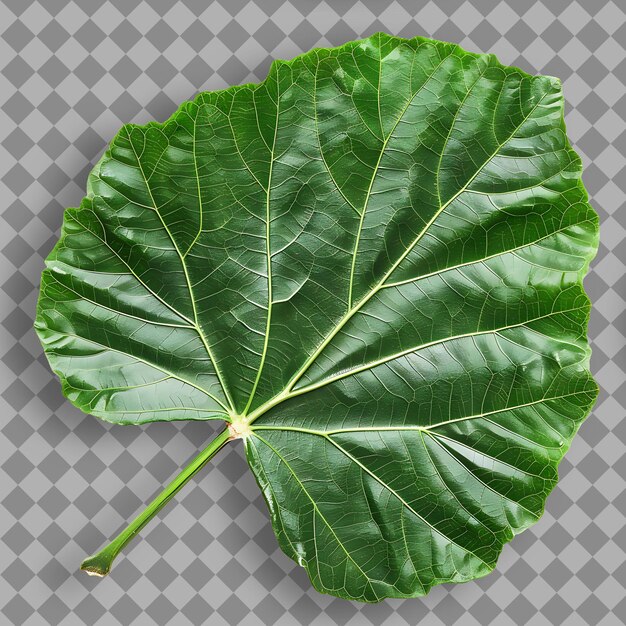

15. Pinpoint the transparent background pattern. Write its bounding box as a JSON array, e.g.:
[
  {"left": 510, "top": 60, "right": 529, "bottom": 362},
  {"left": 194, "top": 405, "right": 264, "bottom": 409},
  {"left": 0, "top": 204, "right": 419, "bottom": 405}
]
[{"left": 1, "top": 1, "right": 625, "bottom": 624}]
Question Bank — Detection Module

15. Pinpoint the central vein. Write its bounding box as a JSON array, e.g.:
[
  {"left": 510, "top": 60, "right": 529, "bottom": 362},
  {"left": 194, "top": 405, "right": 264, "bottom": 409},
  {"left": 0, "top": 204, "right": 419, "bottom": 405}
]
[{"left": 243, "top": 74, "right": 281, "bottom": 416}]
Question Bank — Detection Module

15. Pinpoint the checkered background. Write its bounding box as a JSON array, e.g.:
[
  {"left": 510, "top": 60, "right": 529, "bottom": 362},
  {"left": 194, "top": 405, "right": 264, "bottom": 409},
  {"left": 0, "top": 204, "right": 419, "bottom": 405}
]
[{"left": 1, "top": 1, "right": 624, "bottom": 624}]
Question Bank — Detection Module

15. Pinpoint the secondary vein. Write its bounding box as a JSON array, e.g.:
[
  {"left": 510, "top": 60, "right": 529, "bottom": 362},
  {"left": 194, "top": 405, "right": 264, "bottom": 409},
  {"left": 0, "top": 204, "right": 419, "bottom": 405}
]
[
  {"left": 346, "top": 50, "right": 454, "bottom": 309},
  {"left": 250, "top": 389, "right": 591, "bottom": 437},
  {"left": 125, "top": 127, "right": 235, "bottom": 412}
]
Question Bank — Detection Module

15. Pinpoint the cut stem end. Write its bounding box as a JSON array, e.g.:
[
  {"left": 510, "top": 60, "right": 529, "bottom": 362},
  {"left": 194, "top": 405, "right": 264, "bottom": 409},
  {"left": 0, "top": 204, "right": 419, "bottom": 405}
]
[{"left": 81, "top": 554, "right": 112, "bottom": 577}]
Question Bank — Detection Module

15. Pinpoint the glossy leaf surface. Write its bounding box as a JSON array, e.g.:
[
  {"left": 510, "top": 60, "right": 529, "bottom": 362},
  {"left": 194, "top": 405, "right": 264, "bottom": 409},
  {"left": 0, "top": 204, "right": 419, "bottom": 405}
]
[{"left": 36, "top": 34, "right": 598, "bottom": 601}]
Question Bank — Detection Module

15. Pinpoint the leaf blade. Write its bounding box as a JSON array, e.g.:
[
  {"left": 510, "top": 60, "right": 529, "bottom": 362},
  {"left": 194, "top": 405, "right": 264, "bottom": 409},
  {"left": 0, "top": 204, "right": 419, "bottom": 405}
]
[{"left": 36, "top": 33, "right": 599, "bottom": 599}]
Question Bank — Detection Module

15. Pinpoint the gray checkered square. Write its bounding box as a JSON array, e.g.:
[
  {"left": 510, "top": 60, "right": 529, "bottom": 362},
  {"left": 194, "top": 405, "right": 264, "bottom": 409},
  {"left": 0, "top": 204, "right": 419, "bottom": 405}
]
[{"left": 1, "top": 1, "right": 625, "bottom": 624}]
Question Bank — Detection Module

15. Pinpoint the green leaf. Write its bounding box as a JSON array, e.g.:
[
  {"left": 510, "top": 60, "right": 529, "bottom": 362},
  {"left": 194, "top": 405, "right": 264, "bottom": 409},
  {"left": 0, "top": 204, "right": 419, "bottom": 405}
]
[{"left": 36, "top": 33, "right": 598, "bottom": 601}]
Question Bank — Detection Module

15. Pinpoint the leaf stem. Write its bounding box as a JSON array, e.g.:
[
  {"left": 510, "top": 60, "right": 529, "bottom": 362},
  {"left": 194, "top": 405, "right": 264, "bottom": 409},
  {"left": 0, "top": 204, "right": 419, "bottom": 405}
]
[{"left": 81, "top": 426, "right": 231, "bottom": 577}]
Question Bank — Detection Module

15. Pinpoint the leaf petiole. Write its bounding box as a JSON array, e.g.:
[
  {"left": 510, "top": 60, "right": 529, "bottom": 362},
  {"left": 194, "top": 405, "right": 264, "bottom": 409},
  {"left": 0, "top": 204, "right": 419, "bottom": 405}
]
[{"left": 81, "top": 427, "right": 231, "bottom": 577}]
